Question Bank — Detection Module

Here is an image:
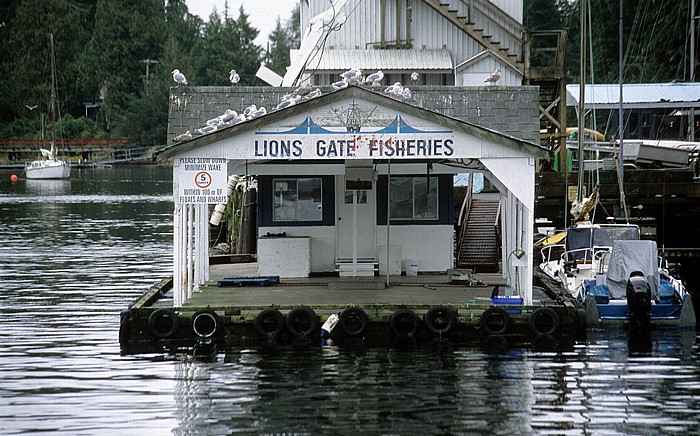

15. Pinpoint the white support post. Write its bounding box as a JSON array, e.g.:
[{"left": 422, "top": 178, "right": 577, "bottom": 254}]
[
  {"left": 173, "top": 204, "right": 182, "bottom": 307},
  {"left": 193, "top": 204, "right": 202, "bottom": 291},
  {"left": 200, "top": 203, "right": 210, "bottom": 284},
  {"left": 186, "top": 204, "right": 194, "bottom": 300}
]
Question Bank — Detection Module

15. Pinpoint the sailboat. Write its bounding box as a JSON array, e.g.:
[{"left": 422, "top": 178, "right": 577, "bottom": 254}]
[{"left": 25, "top": 34, "right": 70, "bottom": 180}]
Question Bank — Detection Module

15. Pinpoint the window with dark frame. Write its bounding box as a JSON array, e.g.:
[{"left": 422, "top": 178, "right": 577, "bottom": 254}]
[
  {"left": 389, "top": 176, "right": 438, "bottom": 220},
  {"left": 272, "top": 178, "right": 323, "bottom": 222}
]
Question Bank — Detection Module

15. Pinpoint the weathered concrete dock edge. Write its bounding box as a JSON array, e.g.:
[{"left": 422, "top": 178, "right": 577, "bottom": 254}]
[{"left": 119, "top": 279, "right": 583, "bottom": 354}]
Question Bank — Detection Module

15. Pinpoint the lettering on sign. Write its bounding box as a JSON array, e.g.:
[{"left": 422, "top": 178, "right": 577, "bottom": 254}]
[{"left": 177, "top": 158, "right": 228, "bottom": 204}]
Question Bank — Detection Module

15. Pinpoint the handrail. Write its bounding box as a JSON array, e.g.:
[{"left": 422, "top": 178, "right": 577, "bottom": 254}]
[{"left": 456, "top": 173, "right": 475, "bottom": 260}]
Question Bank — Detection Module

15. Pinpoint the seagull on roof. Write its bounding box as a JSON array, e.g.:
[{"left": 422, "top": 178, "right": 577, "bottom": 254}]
[
  {"left": 306, "top": 88, "right": 322, "bottom": 99},
  {"left": 220, "top": 109, "right": 237, "bottom": 124},
  {"left": 229, "top": 69, "right": 240, "bottom": 84},
  {"left": 197, "top": 125, "right": 216, "bottom": 135},
  {"left": 331, "top": 79, "right": 349, "bottom": 91},
  {"left": 172, "top": 69, "right": 187, "bottom": 86},
  {"left": 173, "top": 131, "right": 192, "bottom": 142},
  {"left": 340, "top": 68, "right": 363, "bottom": 85},
  {"left": 292, "top": 83, "right": 313, "bottom": 97},
  {"left": 384, "top": 82, "right": 404, "bottom": 96},
  {"left": 485, "top": 69, "right": 501, "bottom": 85},
  {"left": 364, "top": 70, "right": 384, "bottom": 86}
]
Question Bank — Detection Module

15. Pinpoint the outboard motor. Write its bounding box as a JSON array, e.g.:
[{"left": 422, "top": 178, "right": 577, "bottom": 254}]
[{"left": 626, "top": 271, "right": 652, "bottom": 331}]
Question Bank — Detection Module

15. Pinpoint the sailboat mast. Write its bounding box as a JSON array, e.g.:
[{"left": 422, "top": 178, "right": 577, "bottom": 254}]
[
  {"left": 576, "top": 0, "right": 586, "bottom": 203},
  {"left": 49, "top": 33, "right": 57, "bottom": 159},
  {"left": 618, "top": 0, "right": 624, "bottom": 199}
]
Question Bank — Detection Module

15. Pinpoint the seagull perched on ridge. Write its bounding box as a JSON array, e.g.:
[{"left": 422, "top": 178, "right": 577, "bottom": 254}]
[
  {"left": 229, "top": 69, "right": 240, "bottom": 84},
  {"left": 340, "top": 68, "right": 363, "bottom": 85},
  {"left": 364, "top": 70, "right": 384, "bottom": 86},
  {"left": 173, "top": 131, "right": 192, "bottom": 142},
  {"left": 484, "top": 69, "right": 501, "bottom": 85},
  {"left": 292, "top": 83, "right": 312, "bottom": 97},
  {"left": 331, "top": 79, "right": 349, "bottom": 91},
  {"left": 172, "top": 69, "right": 187, "bottom": 86}
]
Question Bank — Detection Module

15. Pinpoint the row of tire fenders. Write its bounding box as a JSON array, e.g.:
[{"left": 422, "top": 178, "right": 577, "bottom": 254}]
[{"left": 144, "top": 304, "right": 563, "bottom": 342}]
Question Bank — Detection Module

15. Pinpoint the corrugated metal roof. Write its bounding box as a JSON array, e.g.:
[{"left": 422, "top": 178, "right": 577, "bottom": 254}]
[
  {"left": 566, "top": 83, "right": 700, "bottom": 109},
  {"left": 291, "top": 49, "right": 454, "bottom": 71}
]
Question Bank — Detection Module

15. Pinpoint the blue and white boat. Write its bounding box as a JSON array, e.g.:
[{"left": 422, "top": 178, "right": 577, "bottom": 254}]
[{"left": 538, "top": 222, "right": 695, "bottom": 329}]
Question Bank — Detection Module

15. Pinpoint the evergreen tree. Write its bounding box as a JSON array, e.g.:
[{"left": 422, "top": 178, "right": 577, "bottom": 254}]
[
  {"left": 265, "top": 4, "right": 301, "bottom": 77},
  {"left": 265, "top": 18, "right": 290, "bottom": 76},
  {"left": 230, "top": 6, "right": 263, "bottom": 85},
  {"left": 0, "top": 0, "right": 92, "bottom": 134},
  {"left": 78, "top": 0, "right": 164, "bottom": 133}
]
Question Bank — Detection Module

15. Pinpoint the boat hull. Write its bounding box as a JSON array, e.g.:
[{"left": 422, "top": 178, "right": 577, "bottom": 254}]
[
  {"left": 584, "top": 295, "right": 696, "bottom": 328},
  {"left": 25, "top": 160, "right": 71, "bottom": 179}
]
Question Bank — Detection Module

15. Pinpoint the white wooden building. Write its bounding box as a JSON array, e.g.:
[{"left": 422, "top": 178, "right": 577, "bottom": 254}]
[
  {"left": 159, "top": 86, "right": 548, "bottom": 307},
  {"left": 266, "top": 0, "right": 527, "bottom": 88}
]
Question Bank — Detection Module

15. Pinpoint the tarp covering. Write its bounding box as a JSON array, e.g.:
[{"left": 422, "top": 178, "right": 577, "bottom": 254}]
[{"left": 606, "top": 240, "right": 659, "bottom": 300}]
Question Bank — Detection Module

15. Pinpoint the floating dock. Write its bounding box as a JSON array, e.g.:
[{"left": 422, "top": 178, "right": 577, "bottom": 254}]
[{"left": 120, "top": 263, "right": 583, "bottom": 354}]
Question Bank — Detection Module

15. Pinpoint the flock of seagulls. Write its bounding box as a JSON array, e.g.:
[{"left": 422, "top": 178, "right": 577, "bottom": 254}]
[{"left": 171, "top": 66, "right": 502, "bottom": 141}]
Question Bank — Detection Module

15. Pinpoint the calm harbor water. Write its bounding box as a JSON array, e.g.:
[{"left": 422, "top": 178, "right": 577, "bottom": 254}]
[{"left": 1, "top": 166, "right": 700, "bottom": 434}]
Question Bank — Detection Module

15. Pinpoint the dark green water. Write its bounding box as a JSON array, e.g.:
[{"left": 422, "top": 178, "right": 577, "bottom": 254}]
[{"left": 1, "top": 166, "right": 699, "bottom": 434}]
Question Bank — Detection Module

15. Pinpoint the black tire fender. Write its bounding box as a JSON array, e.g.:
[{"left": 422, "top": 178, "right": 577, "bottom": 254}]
[
  {"left": 147, "top": 308, "right": 179, "bottom": 338},
  {"left": 285, "top": 306, "right": 318, "bottom": 338},
  {"left": 528, "top": 307, "right": 560, "bottom": 336},
  {"left": 390, "top": 309, "right": 421, "bottom": 338},
  {"left": 339, "top": 307, "right": 369, "bottom": 337},
  {"left": 119, "top": 310, "right": 132, "bottom": 346},
  {"left": 479, "top": 307, "right": 512, "bottom": 335},
  {"left": 254, "top": 308, "right": 285, "bottom": 337},
  {"left": 191, "top": 309, "right": 221, "bottom": 338},
  {"left": 424, "top": 306, "right": 456, "bottom": 335}
]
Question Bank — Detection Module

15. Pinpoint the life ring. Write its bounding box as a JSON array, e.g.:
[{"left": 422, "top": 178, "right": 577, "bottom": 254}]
[
  {"left": 147, "top": 308, "right": 179, "bottom": 338},
  {"left": 254, "top": 308, "right": 285, "bottom": 338},
  {"left": 479, "top": 307, "right": 511, "bottom": 335},
  {"left": 390, "top": 309, "right": 421, "bottom": 338},
  {"left": 191, "top": 309, "right": 221, "bottom": 338},
  {"left": 424, "top": 306, "right": 456, "bottom": 335},
  {"left": 285, "top": 306, "right": 318, "bottom": 338},
  {"left": 528, "top": 307, "right": 560, "bottom": 336},
  {"left": 339, "top": 307, "right": 369, "bottom": 337}
]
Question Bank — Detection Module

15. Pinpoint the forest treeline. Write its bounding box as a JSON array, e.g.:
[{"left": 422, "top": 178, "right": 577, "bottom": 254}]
[
  {"left": 0, "top": 0, "right": 299, "bottom": 146},
  {"left": 0, "top": 0, "right": 695, "bottom": 147}
]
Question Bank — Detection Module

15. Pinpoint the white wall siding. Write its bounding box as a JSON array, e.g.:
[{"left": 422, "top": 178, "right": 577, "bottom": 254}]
[
  {"left": 377, "top": 225, "right": 454, "bottom": 272},
  {"left": 303, "top": 0, "right": 523, "bottom": 71}
]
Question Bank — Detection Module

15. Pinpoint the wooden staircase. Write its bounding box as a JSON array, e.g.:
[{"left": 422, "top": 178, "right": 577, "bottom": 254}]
[
  {"left": 423, "top": 0, "right": 525, "bottom": 73},
  {"left": 456, "top": 196, "right": 501, "bottom": 273}
]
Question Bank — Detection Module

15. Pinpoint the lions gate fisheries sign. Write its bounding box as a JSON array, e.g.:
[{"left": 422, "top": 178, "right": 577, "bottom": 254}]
[
  {"left": 176, "top": 157, "right": 228, "bottom": 204},
  {"left": 253, "top": 115, "right": 454, "bottom": 159}
]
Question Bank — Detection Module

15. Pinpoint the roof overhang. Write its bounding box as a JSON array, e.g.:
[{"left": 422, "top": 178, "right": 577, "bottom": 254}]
[
  {"left": 289, "top": 48, "right": 454, "bottom": 73},
  {"left": 566, "top": 83, "right": 700, "bottom": 109},
  {"left": 158, "top": 85, "right": 548, "bottom": 162}
]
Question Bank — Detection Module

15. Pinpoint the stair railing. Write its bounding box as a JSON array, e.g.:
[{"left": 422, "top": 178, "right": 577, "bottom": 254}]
[{"left": 456, "top": 173, "right": 475, "bottom": 261}]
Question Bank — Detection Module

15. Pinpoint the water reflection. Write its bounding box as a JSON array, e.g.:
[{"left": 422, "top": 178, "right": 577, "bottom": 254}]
[
  {"left": 1, "top": 167, "right": 700, "bottom": 434},
  {"left": 25, "top": 179, "right": 71, "bottom": 195}
]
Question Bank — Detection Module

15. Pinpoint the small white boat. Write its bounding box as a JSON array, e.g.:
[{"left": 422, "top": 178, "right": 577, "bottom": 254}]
[
  {"left": 25, "top": 157, "right": 71, "bottom": 179},
  {"left": 26, "top": 34, "right": 70, "bottom": 180}
]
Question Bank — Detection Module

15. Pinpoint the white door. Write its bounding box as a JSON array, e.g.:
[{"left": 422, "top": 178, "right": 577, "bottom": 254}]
[{"left": 336, "top": 175, "right": 376, "bottom": 263}]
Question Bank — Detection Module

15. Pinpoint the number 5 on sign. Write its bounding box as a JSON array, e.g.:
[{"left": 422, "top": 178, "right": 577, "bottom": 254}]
[{"left": 195, "top": 171, "right": 212, "bottom": 188}]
